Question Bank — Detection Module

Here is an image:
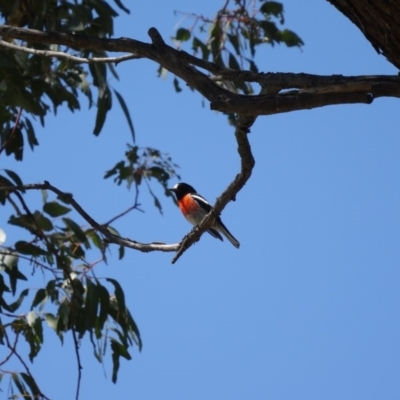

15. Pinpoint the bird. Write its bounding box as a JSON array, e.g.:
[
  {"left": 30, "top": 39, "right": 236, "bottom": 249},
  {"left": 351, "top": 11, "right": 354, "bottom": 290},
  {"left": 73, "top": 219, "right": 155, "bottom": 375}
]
[{"left": 169, "top": 182, "right": 240, "bottom": 248}]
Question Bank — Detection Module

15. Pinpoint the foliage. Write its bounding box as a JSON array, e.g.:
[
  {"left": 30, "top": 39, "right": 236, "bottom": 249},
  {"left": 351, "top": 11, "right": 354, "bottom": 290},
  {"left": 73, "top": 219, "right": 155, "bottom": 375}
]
[
  {"left": 0, "top": 0, "right": 298, "bottom": 398},
  {"left": 0, "top": 0, "right": 133, "bottom": 162},
  {"left": 171, "top": 0, "right": 303, "bottom": 95}
]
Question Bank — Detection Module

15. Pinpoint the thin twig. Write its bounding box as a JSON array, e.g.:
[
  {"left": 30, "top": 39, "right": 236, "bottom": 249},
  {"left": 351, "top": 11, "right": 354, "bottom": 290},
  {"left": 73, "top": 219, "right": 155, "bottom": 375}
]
[
  {"left": 0, "top": 182, "right": 180, "bottom": 253},
  {"left": 171, "top": 114, "right": 256, "bottom": 263},
  {"left": 3, "top": 329, "right": 50, "bottom": 400},
  {"left": 0, "top": 331, "right": 18, "bottom": 367},
  {"left": 71, "top": 329, "right": 83, "bottom": 400},
  {"left": 104, "top": 184, "right": 143, "bottom": 226},
  {"left": 0, "top": 39, "right": 141, "bottom": 64}
]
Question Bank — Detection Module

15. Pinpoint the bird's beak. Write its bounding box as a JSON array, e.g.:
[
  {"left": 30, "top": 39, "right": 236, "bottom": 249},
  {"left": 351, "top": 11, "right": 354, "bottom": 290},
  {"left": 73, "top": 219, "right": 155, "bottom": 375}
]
[{"left": 169, "top": 187, "right": 176, "bottom": 192}]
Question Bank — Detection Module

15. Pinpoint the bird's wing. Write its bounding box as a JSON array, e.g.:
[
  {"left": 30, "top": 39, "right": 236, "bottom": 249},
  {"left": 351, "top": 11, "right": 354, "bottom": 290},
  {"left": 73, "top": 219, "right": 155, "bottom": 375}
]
[
  {"left": 190, "top": 194, "right": 212, "bottom": 213},
  {"left": 190, "top": 194, "right": 224, "bottom": 242}
]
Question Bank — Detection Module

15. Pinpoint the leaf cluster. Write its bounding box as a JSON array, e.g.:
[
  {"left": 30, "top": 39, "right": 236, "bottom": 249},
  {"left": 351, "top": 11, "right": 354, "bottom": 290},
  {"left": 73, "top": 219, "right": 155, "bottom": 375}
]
[
  {"left": 0, "top": 0, "right": 133, "bottom": 161},
  {"left": 172, "top": 0, "right": 303, "bottom": 95},
  {"left": 105, "top": 145, "right": 180, "bottom": 214},
  {"left": 0, "top": 169, "right": 144, "bottom": 396}
]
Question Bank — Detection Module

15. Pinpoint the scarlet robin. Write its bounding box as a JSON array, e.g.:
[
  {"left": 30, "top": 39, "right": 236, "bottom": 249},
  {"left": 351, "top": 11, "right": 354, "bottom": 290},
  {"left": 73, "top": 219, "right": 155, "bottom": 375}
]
[{"left": 170, "top": 182, "right": 240, "bottom": 248}]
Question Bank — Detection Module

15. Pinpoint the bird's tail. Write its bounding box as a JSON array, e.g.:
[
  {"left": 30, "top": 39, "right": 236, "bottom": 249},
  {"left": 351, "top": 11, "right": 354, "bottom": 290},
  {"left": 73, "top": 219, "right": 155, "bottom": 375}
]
[{"left": 216, "top": 219, "right": 240, "bottom": 249}]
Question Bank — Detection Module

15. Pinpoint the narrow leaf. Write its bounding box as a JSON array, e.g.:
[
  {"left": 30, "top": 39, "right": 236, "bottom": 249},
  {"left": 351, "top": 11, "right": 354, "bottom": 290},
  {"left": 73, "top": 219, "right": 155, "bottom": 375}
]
[
  {"left": 114, "top": 89, "right": 135, "bottom": 142},
  {"left": 8, "top": 288, "right": 29, "bottom": 312},
  {"left": 31, "top": 288, "right": 47, "bottom": 310},
  {"left": 15, "top": 241, "right": 48, "bottom": 256},
  {"left": 106, "top": 278, "right": 125, "bottom": 311},
  {"left": 43, "top": 201, "right": 71, "bottom": 217},
  {"left": 20, "top": 373, "right": 41, "bottom": 398},
  {"left": 62, "top": 218, "right": 88, "bottom": 245},
  {"left": 4, "top": 169, "right": 23, "bottom": 187}
]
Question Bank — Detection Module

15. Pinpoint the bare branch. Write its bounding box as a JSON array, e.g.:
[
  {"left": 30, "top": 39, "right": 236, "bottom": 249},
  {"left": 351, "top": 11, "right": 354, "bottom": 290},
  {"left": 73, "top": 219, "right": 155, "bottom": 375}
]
[
  {"left": 0, "top": 25, "right": 399, "bottom": 116},
  {"left": 3, "top": 329, "right": 50, "bottom": 400},
  {"left": 0, "top": 39, "right": 141, "bottom": 64},
  {"left": 0, "top": 182, "right": 180, "bottom": 253},
  {"left": 103, "top": 184, "right": 143, "bottom": 226},
  {"left": 172, "top": 114, "right": 256, "bottom": 263},
  {"left": 71, "top": 330, "right": 83, "bottom": 400},
  {"left": 211, "top": 91, "right": 375, "bottom": 115}
]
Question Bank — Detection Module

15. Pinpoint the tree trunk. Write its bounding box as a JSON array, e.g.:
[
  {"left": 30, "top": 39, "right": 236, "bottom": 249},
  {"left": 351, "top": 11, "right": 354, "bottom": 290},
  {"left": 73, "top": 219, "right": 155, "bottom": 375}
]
[{"left": 327, "top": 0, "right": 400, "bottom": 70}]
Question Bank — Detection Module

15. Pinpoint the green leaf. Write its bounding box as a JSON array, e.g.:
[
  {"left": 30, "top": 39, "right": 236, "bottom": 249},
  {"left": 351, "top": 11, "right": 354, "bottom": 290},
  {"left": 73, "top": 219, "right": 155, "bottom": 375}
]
[
  {"left": 24, "top": 313, "right": 43, "bottom": 361},
  {"left": 44, "top": 313, "right": 58, "bottom": 332},
  {"left": 16, "top": 89, "right": 45, "bottom": 116},
  {"left": 176, "top": 28, "right": 191, "bottom": 42},
  {"left": 97, "top": 283, "right": 110, "bottom": 334},
  {"left": 26, "top": 310, "right": 38, "bottom": 327},
  {"left": 41, "top": 189, "right": 48, "bottom": 204},
  {"left": 0, "top": 249, "right": 18, "bottom": 269},
  {"left": 113, "top": 0, "right": 130, "bottom": 14},
  {"left": 15, "top": 241, "right": 48, "bottom": 256},
  {"left": 114, "top": 89, "right": 135, "bottom": 142},
  {"left": 93, "top": 86, "right": 112, "bottom": 136},
  {"left": 4, "top": 127, "right": 23, "bottom": 161},
  {"left": 88, "top": 231, "right": 104, "bottom": 250},
  {"left": 57, "top": 301, "right": 70, "bottom": 333},
  {"left": 111, "top": 338, "right": 121, "bottom": 384},
  {"left": 173, "top": 77, "right": 182, "bottom": 93},
  {"left": 259, "top": 20, "right": 281, "bottom": 43},
  {"left": 125, "top": 308, "right": 142, "bottom": 351},
  {"left": 110, "top": 338, "right": 132, "bottom": 383},
  {"left": 24, "top": 117, "right": 39, "bottom": 150},
  {"left": 280, "top": 29, "right": 304, "bottom": 47},
  {"left": 33, "top": 316, "right": 43, "bottom": 344},
  {"left": 8, "top": 288, "right": 29, "bottom": 312},
  {"left": 228, "top": 53, "right": 241, "bottom": 70},
  {"left": 118, "top": 245, "right": 125, "bottom": 260},
  {"left": 192, "top": 37, "right": 210, "bottom": 60},
  {"left": 227, "top": 33, "right": 240, "bottom": 55},
  {"left": 34, "top": 211, "right": 54, "bottom": 231},
  {"left": 106, "top": 226, "right": 120, "bottom": 236},
  {"left": 46, "top": 280, "right": 58, "bottom": 303},
  {"left": 5, "top": 265, "right": 27, "bottom": 295},
  {"left": 84, "top": 278, "right": 99, "bottom": 333},
  {"left": 62, "top": 217, "right": 89, "bottom": 245},
  {"left": 20, "top": 373, "right": 41, "bottom": 398},
  {"left": 106, "top": 278, "right": 125, "bottom": 311},
  {"left": 4, "top": 169, "right": 23, "bottom": 187},
  {"left": 0, "top": 273, "right": 10, "bottom": 294},
  {"left": 31, "top": 288, "right": 47, "bottom": 310},
  {"left": 260, "top": 1, "right": 284, "bottom": 20},
  {"left": 12, "top": 373, "right": 31, "bottom": 399},
  {"left": 43, "top": 201, "right": 71, "bottom": 217}
]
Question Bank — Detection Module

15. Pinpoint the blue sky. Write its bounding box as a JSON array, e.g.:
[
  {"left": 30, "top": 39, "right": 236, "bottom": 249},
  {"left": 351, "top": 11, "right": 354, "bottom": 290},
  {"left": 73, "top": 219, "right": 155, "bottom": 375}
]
[{"left": 2, "top": 1, "right": 400, "bottom": 399}]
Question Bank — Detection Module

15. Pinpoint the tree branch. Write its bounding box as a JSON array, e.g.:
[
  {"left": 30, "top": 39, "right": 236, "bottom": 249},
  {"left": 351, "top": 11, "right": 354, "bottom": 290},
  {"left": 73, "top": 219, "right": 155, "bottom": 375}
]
[
  {"left": 3, "top": 329, "right": 50, "bottom": 400},
  {"left": 1, "top": 24, "right": 399, "bottom": 117},
  {"left": 172, "top": 114, "right": 256, "bottom": 263},
  {"left": 0, "top": 39, "right": 141, "bottom": 64},
  {"left": 211, "top": 91, "right": 374, "bottom": 115},
  {"left": 71, "top": 329, "right": 83, "bottom": 400},
  {"left": 0, "top": 182, "right": 180, "bottom": 253}
]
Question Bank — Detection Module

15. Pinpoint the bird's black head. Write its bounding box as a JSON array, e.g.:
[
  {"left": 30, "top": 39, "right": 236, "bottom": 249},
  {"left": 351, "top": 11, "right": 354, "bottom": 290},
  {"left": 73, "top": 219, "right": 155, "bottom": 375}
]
[{"left": 169, "top": 182, "right": 197, "bottom": 200}]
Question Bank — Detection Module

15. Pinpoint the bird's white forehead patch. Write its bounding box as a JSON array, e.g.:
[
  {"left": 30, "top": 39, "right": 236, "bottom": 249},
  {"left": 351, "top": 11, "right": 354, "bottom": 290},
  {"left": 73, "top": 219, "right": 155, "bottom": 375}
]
[{"left": 173, "top": 183, "right": 180, "bottom": 190}]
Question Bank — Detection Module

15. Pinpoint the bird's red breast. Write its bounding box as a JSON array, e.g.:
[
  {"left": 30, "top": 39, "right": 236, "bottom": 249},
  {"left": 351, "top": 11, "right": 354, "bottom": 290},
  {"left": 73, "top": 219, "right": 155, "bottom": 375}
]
[{"left": 178, "top": 194, "right": 199, "bottom": 216}]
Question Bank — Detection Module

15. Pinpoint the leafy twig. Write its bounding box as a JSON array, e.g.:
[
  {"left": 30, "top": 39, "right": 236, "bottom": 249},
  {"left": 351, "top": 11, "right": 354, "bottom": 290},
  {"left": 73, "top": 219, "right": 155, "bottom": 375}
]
[{"left": 0, "top": 107, "right": 22, "bottom": 156}]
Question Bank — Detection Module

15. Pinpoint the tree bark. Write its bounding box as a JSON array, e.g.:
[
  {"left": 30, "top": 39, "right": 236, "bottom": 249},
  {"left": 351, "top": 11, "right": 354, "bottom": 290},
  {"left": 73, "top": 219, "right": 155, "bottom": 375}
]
[{"left": 327, "top": 0, "right": 400, "bottom": 70}]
